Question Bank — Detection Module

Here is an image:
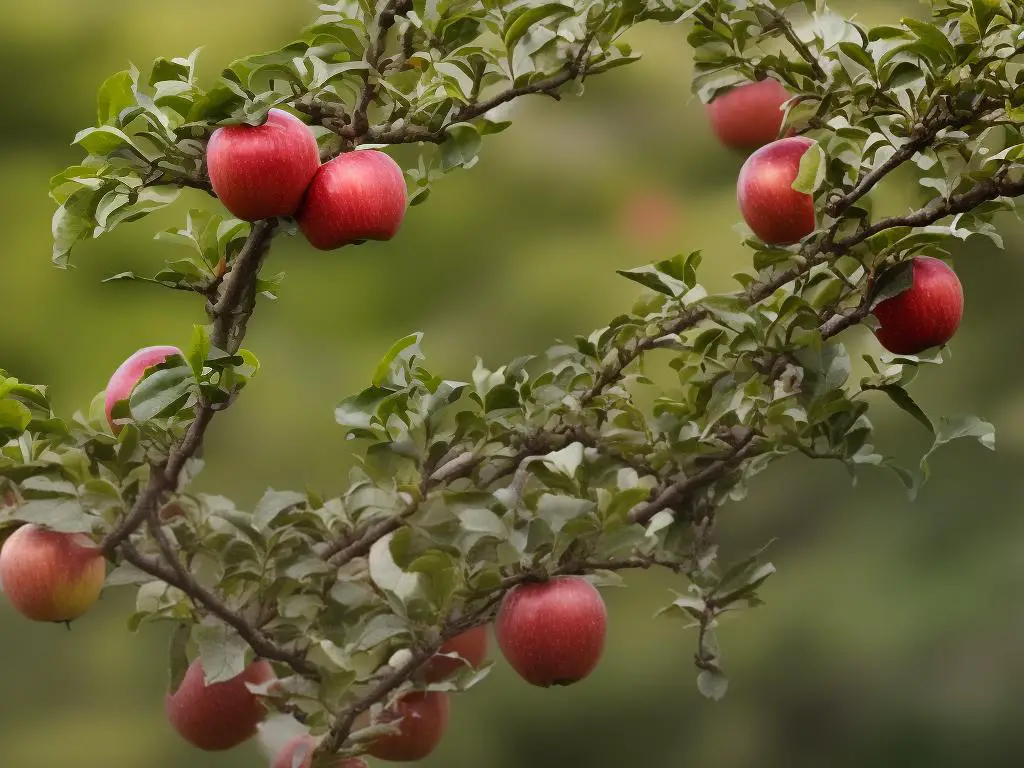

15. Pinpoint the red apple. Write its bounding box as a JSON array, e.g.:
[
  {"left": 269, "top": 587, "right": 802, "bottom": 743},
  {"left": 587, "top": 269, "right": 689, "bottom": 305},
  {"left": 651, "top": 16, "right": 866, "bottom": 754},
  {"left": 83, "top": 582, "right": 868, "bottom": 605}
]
[
  {"left": 366, "top": 691, "right": 450, "bottom": 762},
  {"left": 297, "top": 150, "right": 407, "bottom": 250},
  {"left": 496, "top": 576, "right": 607, "bottom": 687},
  {"left": 206, "top": 108, "right": 321, "bottom": 221},
  {"left": 104, "top": 345, "right": 183, "bottom": 434},
  {"left": 421, "top": 626, "right": 489, "bottom": 682},
  {"left": 736, "top": 135, "right": 817, "bottom": 245},
  {"left": 872, "top": 256, "right": 964, "bottom": 355},
  {"left": 0, "top": 524, "right": 105, "bottom": 622},
  {"left": 165, "top": 658, "right": 275, "bottom": 751},
  {"left": 273, "top": 735, "right": 367, "bottom": 768},
  {"left": 706, "top": 79, "right": 791, "bottom": 151}
]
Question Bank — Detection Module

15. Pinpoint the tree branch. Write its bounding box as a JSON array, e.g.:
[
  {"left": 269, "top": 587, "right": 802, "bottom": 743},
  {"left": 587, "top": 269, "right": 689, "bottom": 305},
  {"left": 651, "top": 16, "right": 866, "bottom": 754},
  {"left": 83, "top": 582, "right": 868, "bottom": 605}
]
[
  {"left": 122, "top": 536, "right": 319, "bottom": 679},
  {"left": 210, "top": 220, "right": 276, "bottom": 353},
  {"left": 349, "top": 0, "right": 413, "bottom": 138}
]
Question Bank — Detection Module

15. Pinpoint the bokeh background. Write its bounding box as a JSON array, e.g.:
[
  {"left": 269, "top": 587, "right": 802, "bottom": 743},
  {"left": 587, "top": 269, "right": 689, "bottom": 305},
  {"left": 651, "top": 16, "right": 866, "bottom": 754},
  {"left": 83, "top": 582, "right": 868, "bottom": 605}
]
[{"left": 2, "top": 1, "right": 1023, "bottom": 766}]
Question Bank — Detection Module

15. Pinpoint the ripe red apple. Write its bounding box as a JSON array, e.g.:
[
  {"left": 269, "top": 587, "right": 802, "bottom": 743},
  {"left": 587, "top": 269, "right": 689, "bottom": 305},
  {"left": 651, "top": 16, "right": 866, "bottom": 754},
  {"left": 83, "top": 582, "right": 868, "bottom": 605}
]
[
  {"left": 273, "top": 735, "right": 367, "bottom": 768},
  {"left": 366, "top": 691, "right": 450, "bottom": 762},
  {"left": 104, "top": 345, "right": 183, "bottom": 434},
  {"left": 706, "top": 79, "right": 791, "bottom": 151},
  {"left": 421, "top": 626, "right": 489, "bottom": 682},
  {"left": 206, "top": 108, "right": 321, "bottom": 221},
  {"left": 165, "top": 658, "right": 275, "bottom": 751},
  {"left": 296, "top": 150, "right": 407, "bottom": 251},
  {"left": 736, "top": 135, "right": 817, "bottom": 245},
  {"left": 496, "top": 576, "right": 607, "bottom": 687},
  {"left": 0, "top": 524, "right": 105, "bottom": 622},
  {"left": 872, "top": 256, "right": 964, "bottom": 354}
]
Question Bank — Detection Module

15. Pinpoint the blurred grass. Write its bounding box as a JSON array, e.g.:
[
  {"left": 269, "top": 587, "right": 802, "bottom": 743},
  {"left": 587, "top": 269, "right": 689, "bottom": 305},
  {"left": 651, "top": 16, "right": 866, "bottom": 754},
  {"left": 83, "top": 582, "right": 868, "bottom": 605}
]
[{"left": 1, "top": 1, "right": 1023, "bottom": 766}]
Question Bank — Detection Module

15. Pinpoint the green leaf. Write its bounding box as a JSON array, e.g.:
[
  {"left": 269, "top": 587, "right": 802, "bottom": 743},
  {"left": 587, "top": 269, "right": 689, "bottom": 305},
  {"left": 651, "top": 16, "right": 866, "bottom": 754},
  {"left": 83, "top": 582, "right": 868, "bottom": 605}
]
[
  {"left": 128, "top": 363, "right": 195, "bottom": 422},
  {"left": 697, "top": 667, "right": 729, "bottom": 701},
  {"left": 864, "top": 383, "right": 933, "bottom": 434},
  {"left": 253, "top": 488, "right": 307, "bottom": 529},
  {"left": 503, "top": 3, "right": 574, "bottom": 52},
  {"left": 167, "top": 624, "right": 191, "bottom": 694},
  {"left": 792, "top": 141, "right": 826, "bottom": 195},
  {"left": 0, "top": 400, "right": 32, "bottom": 442},
  {"left": 920, "top": 415, "right": 995, "bottom": 481},
  {"left": 440, "top": 123, "right": 483, "bottom": 170},
  {"left": 72, "top": 126, "right": 142, "bottom": 157},
  {"left": 192, "top": 618, "right": 250, "bottom": 684},
  {"left": 373, "top": 333, "right": 423, "bottom": 388},
  {"left": 187, "top": 325, "right": 211, "bottom": 379}
]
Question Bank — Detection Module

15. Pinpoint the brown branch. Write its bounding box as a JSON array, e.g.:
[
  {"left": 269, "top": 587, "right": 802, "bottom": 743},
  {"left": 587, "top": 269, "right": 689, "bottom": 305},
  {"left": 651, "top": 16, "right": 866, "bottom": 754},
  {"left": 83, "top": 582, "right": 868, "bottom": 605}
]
[
  {"left": 101, "top": 407, "right": 214, "bottom": 555},
  {"left": 628, "top": 433, "right": 760, "bottom": 525},
  {"left": 122, "top": 537, "right": 319, "bottom": 679},
  {"left": 210, "top": 220, "right": 276, "bottom": 353},
  {"left": 763, "top": 5, "right": 826, "bottom": 81},
  {"left": 362, "top": 36, "right": 593, "bottom": 146},
  {"left": 348, "top": 0, "right": 412, "bottom": 138}
]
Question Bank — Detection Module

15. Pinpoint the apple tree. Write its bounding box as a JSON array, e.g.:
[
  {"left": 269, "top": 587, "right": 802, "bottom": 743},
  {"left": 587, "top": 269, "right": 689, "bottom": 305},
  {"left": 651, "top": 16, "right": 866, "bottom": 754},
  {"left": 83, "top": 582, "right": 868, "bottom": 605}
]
[{"left": 2, "top": 0, "right": 1022, "bottom": 763}]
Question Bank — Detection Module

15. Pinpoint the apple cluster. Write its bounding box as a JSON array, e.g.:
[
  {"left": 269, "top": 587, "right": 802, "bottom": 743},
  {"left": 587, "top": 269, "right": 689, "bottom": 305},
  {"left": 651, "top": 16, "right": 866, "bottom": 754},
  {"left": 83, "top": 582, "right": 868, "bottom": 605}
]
[
  {"left": 706, "top": 81, "right": 965, "bottom": 355},
  {"left": 206, "top": 109, "right": 409, "bottom": 249},
  {"left": 0, "top": 450, "right": 606, "bottom": 764}
]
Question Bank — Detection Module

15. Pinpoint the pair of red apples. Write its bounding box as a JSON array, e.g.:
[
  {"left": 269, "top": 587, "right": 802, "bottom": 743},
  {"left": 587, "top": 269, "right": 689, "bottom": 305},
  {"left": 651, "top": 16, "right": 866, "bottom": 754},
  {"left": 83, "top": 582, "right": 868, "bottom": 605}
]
[
  {"left": 206, "top": 109, "right": 408, "bottom": 249},
  {"left": 707, "top": 79, "right": 965, "bottom": 356}
]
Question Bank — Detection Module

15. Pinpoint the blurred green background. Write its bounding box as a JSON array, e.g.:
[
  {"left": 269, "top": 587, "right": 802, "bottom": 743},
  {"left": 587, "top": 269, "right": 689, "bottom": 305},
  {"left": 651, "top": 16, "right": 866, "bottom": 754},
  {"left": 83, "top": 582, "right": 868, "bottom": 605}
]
[{"left": 3, "top": 1, "right": 1023, "bottom": 766}]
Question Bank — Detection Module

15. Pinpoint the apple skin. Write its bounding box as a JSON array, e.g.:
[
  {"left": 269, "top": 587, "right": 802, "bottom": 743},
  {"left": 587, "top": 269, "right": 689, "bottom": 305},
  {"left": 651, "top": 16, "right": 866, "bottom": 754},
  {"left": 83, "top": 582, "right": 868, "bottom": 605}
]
[
  {"left": 495, "top": 576, "right": 607, "bottom": 687},
  {"left": 421, "top": 625, "right": 489, "bottom": 682},
  {"left": 206, "top": 108, "right": 321, "bottom": 222},
  {"left": 165, "top": 658, "right": 275, "bottom": 752},
  {"left": 872, "top": 256, "right": 964, "bottom": 355},
  {"left": 104, "top": 345, "right": 183, "bottom": 434},
  {"left": 273, "top": 735, "right": 367, "bottom": 768},
  {"left": 366, "top": 691, "right": 450, "bottom": 762},
  {"left": 707, "top": 79, "right": 791, "bottom": 151},
  {"left": 736, "top": 135, "right": 817, "bottom": 245},
  {"left": 296, "top": 150, "right": 408, "bottom": 251},
  {"left": 0, "top": 524, "right": 106, "bottom": 623}
]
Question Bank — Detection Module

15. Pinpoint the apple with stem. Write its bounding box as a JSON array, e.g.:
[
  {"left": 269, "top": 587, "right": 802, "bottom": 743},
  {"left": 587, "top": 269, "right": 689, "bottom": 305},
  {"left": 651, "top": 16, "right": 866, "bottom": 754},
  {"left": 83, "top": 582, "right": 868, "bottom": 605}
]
[
  {"left": 104, "top": 345, "right": 183, "bottom": 434},
  {"left": 707, "top": 79, "right": 791, "bottom": 151},
  {"left": 366, "top": 691, "right": 450, "bottom": 762},
  {"left": 496, "top": 576, "right": 607, "bottom": 687},
  {"left": 297, "top": 149, "right": 408, "bottom": 251},
  {"left": 165, "top": 658, "right": 275, "bottom": 751},
  {"left": 736, "top": 135, "right": 817, "bottom": 245},
  {"left": 872, "top": 256, "right": 964, "bottom": 354},
  {"left": 421, "top": 625, "right": 489, "bottom": 682},
  {"left": 206, "top": 108, "right": 321, "bottom": 221},
  {"left": 0, "top": 524, "right": 106, "bottom": 623}
]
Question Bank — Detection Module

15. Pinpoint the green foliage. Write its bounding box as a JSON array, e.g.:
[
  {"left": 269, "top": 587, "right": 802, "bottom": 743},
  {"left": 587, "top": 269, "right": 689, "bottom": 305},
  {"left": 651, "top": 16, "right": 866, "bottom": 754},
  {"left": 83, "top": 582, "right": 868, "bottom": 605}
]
[{"left": 12, "top": 0, "right": 1024, "bottom": 762}]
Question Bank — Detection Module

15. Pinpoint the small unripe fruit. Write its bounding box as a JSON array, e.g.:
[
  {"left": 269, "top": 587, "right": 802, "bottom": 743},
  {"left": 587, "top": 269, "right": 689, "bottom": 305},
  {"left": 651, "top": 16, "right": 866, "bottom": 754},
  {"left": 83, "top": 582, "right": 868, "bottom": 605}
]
[
  {"left": 872, "top": 256, "right": 964, "bottom": 355},
  {"left": 0, "top": 524, "right": 105, "bottom": 622},
  {"left": 297, "top": 150, "right": 408, "bottom": 251},
  {"left": 496, "top": 576, "right": 607, "bottom": 687},
  {"left": 736, "top": 136, "right": 816, "bottom": 245},
  {"left": 273, "top": 735, "right": 367, "bottom": 768},
  {"left": 366, "top": 691, "right": 450, "bottom": 762},
  {"left": 206, "top": 108, "right": 321, "bottom": 221},
  {"left": 104, "top": 345, "right": 183, "bottom": 434},
  {"left": 165, "top": 658, "right": 275, "bottom": 751},
  {"left": 706, "top": 79, "right": 791, "bottom": 151}
]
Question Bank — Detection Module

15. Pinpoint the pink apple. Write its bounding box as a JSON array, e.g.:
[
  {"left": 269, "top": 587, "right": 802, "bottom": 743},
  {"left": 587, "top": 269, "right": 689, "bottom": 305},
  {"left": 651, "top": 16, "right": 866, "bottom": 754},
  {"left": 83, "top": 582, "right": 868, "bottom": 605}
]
[
  {"left": 296, "top": 150, "right": 407, "bottom": 251},
  {"left": 707, "top": 79, "right": 791, "bottom": 152},
  {"left": 0, "top": 524, "right": 106, "bottom": 622},
  {"left": 207, "top": 108, "right": 321, "bottom": 221},
  {"left": 421, "top": 625, "right": 489, "bottom": 682},
  {"left": 873, "top": 256, "right": 964, "bottom": 354},
  {"left": 366, "top": 691, "right": 450, "bottom": 762},
  {"left": 496, "top": 576, "right": 607, "bottom": 687},
  {"left": 165, "top": 658, "right": 275, "bottom": 751},
  {"left": 273, "top": 735, "right": 367, "bottom": 768},
  {"left": 104, "top": 345, "right": 182, "bottom": 434},
  {"left": 736, "top": 135, "right": 817, "bottom": 245}
]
